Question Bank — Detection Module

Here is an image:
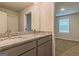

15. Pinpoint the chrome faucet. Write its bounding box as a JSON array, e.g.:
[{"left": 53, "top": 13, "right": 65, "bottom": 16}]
[{"left": 32, "top": 29, "right": 36, "bottom": 33}]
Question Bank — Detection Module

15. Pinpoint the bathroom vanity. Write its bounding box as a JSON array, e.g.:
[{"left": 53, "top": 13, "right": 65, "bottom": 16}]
[{"left": 0, "top": 32, "right": 52, "bottom": 56}]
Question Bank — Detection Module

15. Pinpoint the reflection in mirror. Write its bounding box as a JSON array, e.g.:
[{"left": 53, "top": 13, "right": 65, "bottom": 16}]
[{"left": 0, "top": 2, "right": 52, "bottom": 39}]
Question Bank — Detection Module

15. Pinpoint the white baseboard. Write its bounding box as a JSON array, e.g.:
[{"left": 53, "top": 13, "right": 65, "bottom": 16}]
[{"left": 55, "top": 37, "right": 79, "bottom": 42}]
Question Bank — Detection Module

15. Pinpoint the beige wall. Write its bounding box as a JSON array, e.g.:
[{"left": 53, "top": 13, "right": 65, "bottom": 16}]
[
  {"left": 19, "top": 2, "right": 53, "bottom": 32},
  {"left": 39, "top": 3, "right": 52, "bottom": 31},
  {"left": 55, "top": 13, "right": 79, "bottom": 41}
]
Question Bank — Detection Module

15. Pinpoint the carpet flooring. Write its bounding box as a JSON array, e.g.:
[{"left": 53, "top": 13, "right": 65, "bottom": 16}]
[{"left": 56, "top": 38, "right": 79, "bottom": 56}]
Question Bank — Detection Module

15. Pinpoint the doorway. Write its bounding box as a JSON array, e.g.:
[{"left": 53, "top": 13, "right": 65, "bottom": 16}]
[
  {"left": 26, "top": 12, "right": 32, "bottom": 31},
  {"left": 55, "top": 2, "right": 79, "bottom": 56}
]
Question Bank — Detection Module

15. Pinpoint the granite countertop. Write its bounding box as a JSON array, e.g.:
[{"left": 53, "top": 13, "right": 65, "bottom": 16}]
[{"left": 0, "top": 32, "right": 52, "bottom": 52}]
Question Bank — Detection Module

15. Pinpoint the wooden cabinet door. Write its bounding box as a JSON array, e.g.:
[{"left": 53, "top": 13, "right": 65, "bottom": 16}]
[
  {"left": 21, "top": 48, "right": 36, "bottom": 56},
  {"left": 38, "top": 40, "right": 52, "bottom": 56},
  {"left": 0, "top": 41, "right": 36, "bottom": 56}
]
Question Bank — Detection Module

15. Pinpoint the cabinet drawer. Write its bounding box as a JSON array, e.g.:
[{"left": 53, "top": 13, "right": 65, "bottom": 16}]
[
  {"left": 0, "top": 41, "right": 36, "bottom": 56},
  {"left": 38, "top": 40, "right": 52, "bottom": 56},
  {"left": 38, "top": 35, "right": 52, "bottom": 45},
  {"left": 21, "top": 48, "right": 36, "bottom": 56}
]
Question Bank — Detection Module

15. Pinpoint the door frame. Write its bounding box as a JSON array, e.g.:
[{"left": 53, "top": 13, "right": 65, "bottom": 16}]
[{"left": 24, "top": 10, "right": 32, "bottom": 32}]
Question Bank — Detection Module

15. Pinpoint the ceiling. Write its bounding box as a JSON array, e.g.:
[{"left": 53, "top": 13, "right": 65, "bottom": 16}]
[
  {"left": 0, "top": 2, "right": 33, "bottom": 12},
  {"left": 55, "top": 2, "right": 79, "bottom": 16}
]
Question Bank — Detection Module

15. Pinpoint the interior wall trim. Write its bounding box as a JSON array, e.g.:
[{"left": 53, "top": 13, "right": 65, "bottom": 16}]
[{"left": 55, "top": 37, "right": 79, "bottom": 42}]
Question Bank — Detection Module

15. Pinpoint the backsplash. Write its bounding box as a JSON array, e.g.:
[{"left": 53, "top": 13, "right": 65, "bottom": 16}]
[{"left": 0, "top": 32, "right": 33, "bottom": 38}]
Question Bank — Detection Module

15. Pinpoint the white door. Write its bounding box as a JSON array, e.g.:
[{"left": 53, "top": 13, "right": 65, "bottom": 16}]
[
  {"left": 0, "top": 11, "right": 7, "bottom": 33},
  {"left": 7, "top": 15, "right": 18, "bottom": 32}
]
